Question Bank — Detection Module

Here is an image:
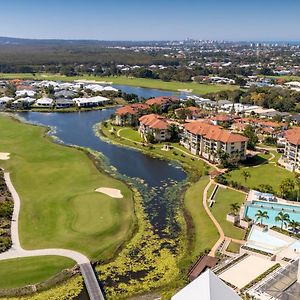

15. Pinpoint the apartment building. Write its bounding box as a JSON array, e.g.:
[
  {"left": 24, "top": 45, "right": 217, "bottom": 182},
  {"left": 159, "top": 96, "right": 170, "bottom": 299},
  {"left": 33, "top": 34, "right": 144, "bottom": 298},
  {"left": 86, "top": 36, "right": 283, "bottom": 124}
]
[
  {"left": 280, "top": 127, "right": 300, "bottom": 173},
  {"left": 181, "top": 121, "right": 248, "bottom": 163},
  {"left": 138, "top": 114, "right": 171, "bottom": 142},
  {"left": 114, "top": 103, "right": 150, "bottom": 126}
]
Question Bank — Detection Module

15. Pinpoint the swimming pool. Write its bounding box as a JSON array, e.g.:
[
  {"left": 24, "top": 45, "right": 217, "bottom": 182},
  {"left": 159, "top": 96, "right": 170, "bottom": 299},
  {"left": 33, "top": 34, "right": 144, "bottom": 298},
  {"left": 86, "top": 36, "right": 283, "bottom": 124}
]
[
  {"left": 244, "top": 200, "right": 300, "bottom": 227},
  {"left": 247, "top": 227, "right": 289, "bottom": 253}
]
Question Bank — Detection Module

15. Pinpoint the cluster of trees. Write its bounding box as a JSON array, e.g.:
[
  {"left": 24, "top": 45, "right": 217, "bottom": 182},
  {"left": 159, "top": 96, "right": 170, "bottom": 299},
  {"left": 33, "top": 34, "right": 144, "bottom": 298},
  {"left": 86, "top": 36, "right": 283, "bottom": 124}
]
[
  {"left": 208, "top": 86, "right": 300, "bottom": 112},
  {"left": 255, "top": 210, "right": 299, "bottom": 233}
]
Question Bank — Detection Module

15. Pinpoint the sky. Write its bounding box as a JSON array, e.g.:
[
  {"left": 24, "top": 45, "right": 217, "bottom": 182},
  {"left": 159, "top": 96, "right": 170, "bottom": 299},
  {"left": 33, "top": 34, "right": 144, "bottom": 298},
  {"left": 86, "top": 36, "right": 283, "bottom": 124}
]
[{"left": 0, "top": 0, "right": 299, "bottom": 41}]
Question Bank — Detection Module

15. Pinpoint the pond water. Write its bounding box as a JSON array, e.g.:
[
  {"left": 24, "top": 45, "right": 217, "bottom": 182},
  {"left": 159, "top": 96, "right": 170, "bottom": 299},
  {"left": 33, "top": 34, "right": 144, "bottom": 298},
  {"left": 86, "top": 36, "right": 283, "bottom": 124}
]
[
  {"left": 112, "top": 84, "right": 190, "bottom": 99},
  {"left": 18, "top": 108, "right": 187, "bottom": 235}
]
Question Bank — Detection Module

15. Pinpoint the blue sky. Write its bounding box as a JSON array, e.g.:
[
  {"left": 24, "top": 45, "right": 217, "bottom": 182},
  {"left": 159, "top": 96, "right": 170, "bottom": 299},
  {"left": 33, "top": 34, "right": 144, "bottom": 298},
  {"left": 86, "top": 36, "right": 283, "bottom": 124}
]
[{"left": 0, "top": 0, "right": 299, "bottom": 41}]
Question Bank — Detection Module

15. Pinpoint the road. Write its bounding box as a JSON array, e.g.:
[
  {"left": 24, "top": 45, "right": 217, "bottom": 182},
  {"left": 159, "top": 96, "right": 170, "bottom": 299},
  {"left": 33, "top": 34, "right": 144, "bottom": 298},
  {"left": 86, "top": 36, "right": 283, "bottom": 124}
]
[{"left": 0, "top": 172, "right": 105, "bottom": 300}]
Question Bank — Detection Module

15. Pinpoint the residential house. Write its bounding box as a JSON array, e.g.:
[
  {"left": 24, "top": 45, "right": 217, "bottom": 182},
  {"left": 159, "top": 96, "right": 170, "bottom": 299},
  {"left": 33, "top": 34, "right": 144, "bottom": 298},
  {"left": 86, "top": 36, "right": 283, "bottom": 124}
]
[
  {"left": 73, "top": 96, "right": 111, "bottom": 108},
  {"left": 181, "top": 121, "right": 248, "bottom": 163},
  {"left": 55, "top": 98, "right": 74, "bottom": 109},
  {"left": 35, "top": 97, "right": 54, "bottom": 107},
  {"left": 139, "top": 114, "right": 171, "bottom": 142},
  {"left": 115, "top": 103, "right": 149, "bottom": 126}
]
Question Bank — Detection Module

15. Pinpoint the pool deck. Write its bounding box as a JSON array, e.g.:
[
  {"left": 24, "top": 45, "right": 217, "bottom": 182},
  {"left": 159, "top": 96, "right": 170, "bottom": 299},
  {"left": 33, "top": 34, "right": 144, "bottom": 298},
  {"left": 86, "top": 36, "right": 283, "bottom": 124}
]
[{"left": 219, "top": 255, "right": 278, "bottom": 289}]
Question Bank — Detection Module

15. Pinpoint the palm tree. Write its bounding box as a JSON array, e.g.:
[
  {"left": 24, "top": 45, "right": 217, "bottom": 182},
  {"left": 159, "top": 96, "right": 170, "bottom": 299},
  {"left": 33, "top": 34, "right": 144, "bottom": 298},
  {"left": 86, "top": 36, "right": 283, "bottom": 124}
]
[
  {"left": 288, "top": 220, "right": 300, "bottom": 233},
  {"left": 255, "top": 210, "right": 269, "bottom": 225},
  {"left": 242, "top": 170, "right": 251, "bottom": 184},
  {"left": 230, "top": 203, "right": 240, "bottom": 216},
  {"left": 275, "top": 212, "right": 290, "bottom": 229}
]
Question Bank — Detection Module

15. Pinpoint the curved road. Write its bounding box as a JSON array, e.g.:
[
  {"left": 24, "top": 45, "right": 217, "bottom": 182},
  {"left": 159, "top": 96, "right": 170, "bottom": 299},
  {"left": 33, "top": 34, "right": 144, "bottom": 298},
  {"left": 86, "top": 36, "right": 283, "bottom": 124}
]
[{"left": 0, "top": 172, "right": 105, "bottom": 300}]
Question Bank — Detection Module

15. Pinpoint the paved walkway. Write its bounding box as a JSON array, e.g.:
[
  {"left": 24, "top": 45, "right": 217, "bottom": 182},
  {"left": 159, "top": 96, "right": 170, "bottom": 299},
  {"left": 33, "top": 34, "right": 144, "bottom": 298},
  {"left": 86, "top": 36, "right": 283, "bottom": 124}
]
[
  {"left": 202, "top": 180, "right": 246, "bottom": 257},
  {"left": 0, "top": 172, "right": 105, "bottom": 300},
  {"left": 203, "top": 180, "right": 225, "bottom": 257}
]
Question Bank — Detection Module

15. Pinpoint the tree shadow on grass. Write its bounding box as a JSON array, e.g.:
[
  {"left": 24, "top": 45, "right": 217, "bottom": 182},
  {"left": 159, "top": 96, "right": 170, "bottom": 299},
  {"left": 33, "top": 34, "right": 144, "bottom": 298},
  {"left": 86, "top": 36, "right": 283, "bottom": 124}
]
[{"left": 240, "top": 155, "right": 268, "bottom": 167}]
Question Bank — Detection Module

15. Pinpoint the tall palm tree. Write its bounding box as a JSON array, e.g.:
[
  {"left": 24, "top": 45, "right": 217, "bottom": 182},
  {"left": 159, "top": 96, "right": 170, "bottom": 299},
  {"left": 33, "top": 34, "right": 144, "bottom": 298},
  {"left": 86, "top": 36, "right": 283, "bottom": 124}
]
[
  {"left": 230, "top": 203, "right": 240, "bottom": 216},
  {"left": 255, "top": 210, "right": 269, "bottom": 225},
  {"left": 288, "top": 220, "right": 300, "bottom": 233},
  {"left": 275, "top": 212, "right": 290, "bottom": 229},
  {"left": 242, "top": 170, "right": 251, "bottom": 184}
]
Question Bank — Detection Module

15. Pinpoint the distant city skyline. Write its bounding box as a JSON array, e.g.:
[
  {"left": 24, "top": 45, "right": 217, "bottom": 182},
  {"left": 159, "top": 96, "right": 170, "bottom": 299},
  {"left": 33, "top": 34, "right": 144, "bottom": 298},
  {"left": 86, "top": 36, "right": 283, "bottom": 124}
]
[{"left": 1, "top": 0, "right": 299, "bottom": 41}]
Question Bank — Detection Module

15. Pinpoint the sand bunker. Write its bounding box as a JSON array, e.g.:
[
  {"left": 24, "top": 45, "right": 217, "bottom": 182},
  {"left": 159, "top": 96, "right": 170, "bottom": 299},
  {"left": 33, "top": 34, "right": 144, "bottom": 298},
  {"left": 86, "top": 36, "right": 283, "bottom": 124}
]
[
  {"left": 0, "top": 153, "right": 10, "bottom": 160},
  {"left": 95, "top": 187, "right": 123, "bottom": 198}
]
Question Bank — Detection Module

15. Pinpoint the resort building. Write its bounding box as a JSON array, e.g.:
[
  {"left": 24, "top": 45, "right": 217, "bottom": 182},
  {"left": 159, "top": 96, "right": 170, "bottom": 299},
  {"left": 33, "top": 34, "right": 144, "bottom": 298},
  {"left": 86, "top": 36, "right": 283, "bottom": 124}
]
[
  {"left": 114, "top": 103, "right": 150, "bottom": 126},
  {"left": 139, "top": 114, "right": 171, "bottom": 142},
  {"left": 279, "top": 127, "right": 300, "bottom": 173},
  {"left": 181, "top": 121, "right": 248, "bottom": 163},
  {"left": 145, "top": 96, "right": 179, "bottom": 111},
  {"left": 175, "top": 106, "right": 203, "bottom": 120}
]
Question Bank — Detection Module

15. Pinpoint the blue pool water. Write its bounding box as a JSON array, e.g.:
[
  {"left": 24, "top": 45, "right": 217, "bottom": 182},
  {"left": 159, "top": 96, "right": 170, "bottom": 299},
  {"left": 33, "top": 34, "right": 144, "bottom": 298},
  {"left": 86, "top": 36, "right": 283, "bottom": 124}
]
[{"left": 245, "top": 200, "right": 300, "bottom": 227}]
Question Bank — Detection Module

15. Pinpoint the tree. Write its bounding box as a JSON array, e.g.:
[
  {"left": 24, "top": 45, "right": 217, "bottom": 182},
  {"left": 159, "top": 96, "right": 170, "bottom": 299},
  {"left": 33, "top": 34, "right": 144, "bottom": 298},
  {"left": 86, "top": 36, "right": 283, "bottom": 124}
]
[
  {"left": 294, "top": 174, "right": 300, "bottom": 202},
  {"left": 255, "top": 210, "right": 269, "bottom": 225},
  {"left": 275, "top": 212, "right": 290, "bottom": 229},
  {"left": 288, "top": 220, "right": 300, "bottom": 233},
  {"left": 258, "top": 184, "right": 274, "bottom": 194},
  {"left": 243, "top": 125, "right": 258, "bottom": 150},
  {"left": 242, "top": 170, "right": 251, "bottom": 183},
  {"left": 230, "top": 203, "right": 240, "bottom": 216},
  {"left": 146, "top": 133, "right": 155, "bottom": 144},
  {"left": 168, "top": 124, "right": 179, "bottom": 142},
  {"left": 279, "top": 178, "right": 295, "bottom": 199}
]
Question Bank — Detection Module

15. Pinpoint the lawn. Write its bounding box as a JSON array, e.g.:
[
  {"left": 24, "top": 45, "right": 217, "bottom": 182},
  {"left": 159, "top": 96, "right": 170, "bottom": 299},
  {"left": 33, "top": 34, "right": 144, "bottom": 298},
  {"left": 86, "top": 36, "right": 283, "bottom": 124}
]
[
  {"left": 0, "top": 116, "right": 135, "bottom": 260},
  {"left": 226, "top": 241, "right": 241, "bottom": 254},
  {"left": 210, "top": 187, "right": 246, "bottom": 240},
  {"left": 0, "top": 256, "right": 75, "bottom": 289},
  {"left": 0, "top": 73, "right": 238, "bottom": 95},
  {"left": 207, "top": 183, "right": 216, "bottom": 200},
  {"left": 184, "top": 177, "right": 219, "bottom": 259},
  {"left": 118, "top": 127, "right": 142, "bottom": 143},
  {"left": 225, "top": 162, "right": 294, "bottom": 193}
]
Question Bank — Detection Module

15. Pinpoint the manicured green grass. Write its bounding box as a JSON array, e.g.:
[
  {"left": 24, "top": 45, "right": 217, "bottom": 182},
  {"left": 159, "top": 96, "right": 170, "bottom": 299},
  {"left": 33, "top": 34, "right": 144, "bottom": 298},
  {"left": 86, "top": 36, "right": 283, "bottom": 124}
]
[
  {"left": 225, "top": 162, "right": 294, "bottom": 193},
  {"left": 0, "top": 116, "right": 134, "bottom": 260},
  {"left": 0, "top": 73, "right": 238, "bottom": 95},
  {"left": 207, "top": 183, "right": 216, "bottom": 200},
  {"left": 226, "top": 241, "right": 241, "bottom": 254},
  {"left": 0, "top": 256, "right": 75, "bottom": 289},
  {"left": 210, "top": 187, "right": 246, "bottom": 240},
  {"left": 118, "top": 128, "right": 143, "bottom": 143},
  {"left": 184, "top": 177, "right": 219, "bottom": 258}
]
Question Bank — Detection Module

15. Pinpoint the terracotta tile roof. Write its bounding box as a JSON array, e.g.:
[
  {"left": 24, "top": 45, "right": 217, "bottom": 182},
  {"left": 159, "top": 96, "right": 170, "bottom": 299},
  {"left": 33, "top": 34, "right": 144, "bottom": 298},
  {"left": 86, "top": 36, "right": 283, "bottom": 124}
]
[
  {"left": 175, "top": 106, "right": 202, "bottom": 115},
  {"left": 139, "top": 114, "right": 169, "bottom": 130},
  {"left": 184, "top": 121, "right": 248, "bottom": 143},
  {"left": 116, "top": 103, "right": 149, "bottom": 116},
  {"left": 211, "top": 114, "right": 232, "bottom": 122},
  {"left": 145, "top": 96, "right": 179, "bottom": 106},
  {"left": 285, "top": 127, "right": 300, "bottom": 145}
]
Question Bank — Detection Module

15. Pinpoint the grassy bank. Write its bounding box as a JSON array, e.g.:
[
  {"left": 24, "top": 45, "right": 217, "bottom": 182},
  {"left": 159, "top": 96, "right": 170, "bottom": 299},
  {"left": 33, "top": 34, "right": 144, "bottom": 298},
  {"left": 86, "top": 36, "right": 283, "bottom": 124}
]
[
  {"left": 184, "top": 177, "right": 219, "bottom": 259},
  {"left": 0, "top": 256, "right": 74, "bottom": 289},
  {"left": 0, "top": 116, "right": 135, "bottom": 261},
  {"left": 210, "top": 187, "right": 246, "bottom": 240},
  {"left": 0, "top": 73, "right": 238, "bottom": 95}
]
